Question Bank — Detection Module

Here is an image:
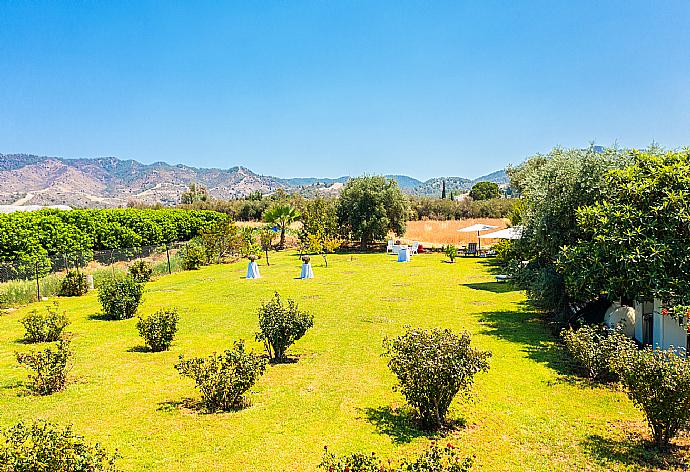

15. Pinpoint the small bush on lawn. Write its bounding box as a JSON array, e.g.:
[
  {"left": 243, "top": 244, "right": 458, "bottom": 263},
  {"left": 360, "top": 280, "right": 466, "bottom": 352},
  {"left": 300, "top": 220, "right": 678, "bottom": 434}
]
[
  {"left": 561, "top": 324, "right": 636, "bottom": 382},
  {"left": 0, "top": 420, "right": 119, "bottom": 471},
  {"left": 443, "top": 244, "right": 458, "bottom": 263},
  {"left": 255, "top": 292, "right": 314, "bottom": 363},
  {"left": 384, "top": 327, "right": 491, "bottom": 430},
  {"left": 20, "top": 302, "right": 69, "bottom": 343},
  {"left": 175, "top": 340, "right": 267, "bottom": 411},
  {"left": 614, "top": 347, "right": 690, "bottom": 450},
  {"left": 58, "top": 270, "right": 89, "bottom": 297},
  {"left": 180, "top": 241, "right": 207, "bottom": 270},
  {"left": 319, "top": 442, "right": 473, "bottom": 471},
  {"left": 97, "top": 275, "right": 144, "bottom": 320},
  {"left": 128, "top": 260, "right": 153, "bottom": 283},
  {"left": 15, "top": 339, "right": 72, "bottom": 395},
  {"left": 136, "top": 309, "right": 179, "bottom": 352}
]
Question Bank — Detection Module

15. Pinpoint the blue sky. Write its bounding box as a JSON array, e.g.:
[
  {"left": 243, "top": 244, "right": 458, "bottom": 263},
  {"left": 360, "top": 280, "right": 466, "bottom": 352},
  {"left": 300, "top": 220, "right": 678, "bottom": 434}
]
[{"left": 1, "top": 1, "right": 689, "bottom": 180}]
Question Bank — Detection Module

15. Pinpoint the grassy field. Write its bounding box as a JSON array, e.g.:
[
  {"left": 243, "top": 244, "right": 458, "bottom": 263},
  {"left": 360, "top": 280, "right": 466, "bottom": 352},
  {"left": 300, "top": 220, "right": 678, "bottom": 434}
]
[{"left": 0, "top": 251, "right": 666, "bottom": 471}]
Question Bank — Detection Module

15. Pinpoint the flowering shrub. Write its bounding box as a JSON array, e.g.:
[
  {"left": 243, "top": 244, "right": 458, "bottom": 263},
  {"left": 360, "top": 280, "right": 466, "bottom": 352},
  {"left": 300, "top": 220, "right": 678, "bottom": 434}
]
[
  {"left": 15, "top": 339, "right": 72, "bottom": 395},
  {"left": 384, "top": 328, "right": 491, "bottom": 430},
  {"left": 614, "top": 347, "right": 690, "bottom": 449},
  {"left": 0, "top": 420, "right": 119, "bottom": 471},
  {"left": 318, "top": 443, "right": 473, "bottom": 471},
  {"left": 175, "top": 340, "right": 267, "bottom": 411},
  {"left": 128, "top": 260, "right": 153, "bottom": 283},
  {"left": 20, "top": 302, "right": 69, "bottom": 343},
  {"left": 561, "top": 324, "right": 637, "bottom": 382},
  {"left": 98, "top": 275, "right": 144, "bottom": 320},
  {"left": 136, "top": 309, "right": 179, "bottom": 352},
  {"left": 58, "top": 270, "right": 89, "bottom": 297},
  {"left": 255, "top": 292, "right": 314, "bottom": 363}
]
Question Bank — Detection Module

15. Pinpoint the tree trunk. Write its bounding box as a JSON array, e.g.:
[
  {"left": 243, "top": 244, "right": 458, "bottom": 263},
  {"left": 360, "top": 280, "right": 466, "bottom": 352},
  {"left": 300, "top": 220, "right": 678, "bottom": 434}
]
[{"left": 279, "top": 227, "right": 286, "bottom": 249}]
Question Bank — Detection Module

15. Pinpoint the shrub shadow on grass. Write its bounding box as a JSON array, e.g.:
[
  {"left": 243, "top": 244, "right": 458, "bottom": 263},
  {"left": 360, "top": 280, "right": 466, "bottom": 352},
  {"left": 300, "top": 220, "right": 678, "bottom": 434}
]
[
  {"left": 361, "top": 406, "right": 465, "bottom": 444},
  {"left": 87, "top": 313, "right": 114, "bottom": 321},
  {"left": 478, "top": 307, "right": 571, "bottom": 377},
  {"left": 462, "top": 282, "right": 519, "bottom": 293},
  {"left": 582, "top": 433, "right": 689, "bottom": 470},
  {"left": 157, "top": 397, "right": 250, "bottom": 414},
  {"left": 126, "top": 345, "right": 151, "bottom": 353}
]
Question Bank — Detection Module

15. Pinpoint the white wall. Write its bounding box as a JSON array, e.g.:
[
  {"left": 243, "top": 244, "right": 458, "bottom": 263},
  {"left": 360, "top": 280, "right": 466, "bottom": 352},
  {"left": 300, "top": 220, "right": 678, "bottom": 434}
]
[{"left": 653, "top": 299, "right": 687, "bottom": 354}]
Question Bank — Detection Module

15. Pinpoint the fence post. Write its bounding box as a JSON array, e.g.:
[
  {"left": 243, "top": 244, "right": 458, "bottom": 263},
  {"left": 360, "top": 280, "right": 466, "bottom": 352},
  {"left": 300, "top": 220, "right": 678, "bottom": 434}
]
[
  {"left": 35, "top": 261, "right": 40, "bottom": 301},
  {"left": 166, "top": 243, "right": 171, "bottom": 274}
]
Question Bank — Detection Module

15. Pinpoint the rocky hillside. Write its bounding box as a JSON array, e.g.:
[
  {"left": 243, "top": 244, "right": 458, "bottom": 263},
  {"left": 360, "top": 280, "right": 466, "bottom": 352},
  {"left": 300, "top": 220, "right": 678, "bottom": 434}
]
[{"left": 0, "top": 153, "right": 507, "bottom": 207}]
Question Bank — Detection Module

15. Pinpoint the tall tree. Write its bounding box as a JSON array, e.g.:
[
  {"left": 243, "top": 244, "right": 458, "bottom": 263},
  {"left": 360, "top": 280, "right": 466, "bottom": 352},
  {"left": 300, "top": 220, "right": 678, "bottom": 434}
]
[
  {"left": 441, "top": 180, "right": 446, "bottom": 199},
  {"left": 337, "top": 176, "right": 410, "bottom": 245},
  {"left": 469, "top": 181, "right": 499, "bottom": 201}
]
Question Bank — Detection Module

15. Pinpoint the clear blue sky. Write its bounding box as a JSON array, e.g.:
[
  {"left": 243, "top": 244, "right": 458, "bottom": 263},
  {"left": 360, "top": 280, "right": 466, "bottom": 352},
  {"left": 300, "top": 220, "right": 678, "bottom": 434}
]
[{"left": 1, "top": 1, "right": 689, "bottom": 180}]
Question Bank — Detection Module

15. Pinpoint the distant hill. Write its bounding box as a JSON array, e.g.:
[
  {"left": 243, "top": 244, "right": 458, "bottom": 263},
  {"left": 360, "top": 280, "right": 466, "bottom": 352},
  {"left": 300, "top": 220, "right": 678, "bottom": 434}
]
[{"left": 0, "top": 153, "right": 508, "bottom": 207}]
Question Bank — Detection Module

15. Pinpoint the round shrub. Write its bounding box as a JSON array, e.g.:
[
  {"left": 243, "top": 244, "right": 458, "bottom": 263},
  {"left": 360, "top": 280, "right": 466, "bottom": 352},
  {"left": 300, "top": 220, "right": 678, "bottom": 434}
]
[
  {"left": 97, "top": 275, "right": 144, "bottom": 320},
  {"left": 128, "top": 260, "right": 153, "bottom": 283},
  {"left": 384, "top": 327, "right": 491, "bottom": 430},
  {"left": 0, "top": 420, "right": 119, "bottom": 471},
  {"left": 175, "top": 340, "right": 267, "bottom": 411},
  {"left": 561, "top": 324, "right": 636, "bottom": 382},
  {"left": 615, "top": 347, "right": 690, "bottom": 450},
  {"left": 181, "top": 242, "right": 207, "bottom": 270},
  {"left": 255, "top": 292, "right": 314, "bottom": 363},
  {"left": 15, "top": 339, "right": 72, "bottom": 396},
  {"left": 319, "top": 443, "right": 473, "bottom": 472},
  {"left": 136, "top": 309, "right": 179, "bottom": 352},
  {"left": 20, "top": 302, "right": 70, "bottom": 343},
  {"left": 58, "top": 270, "right": 88, "bottom": 297}
]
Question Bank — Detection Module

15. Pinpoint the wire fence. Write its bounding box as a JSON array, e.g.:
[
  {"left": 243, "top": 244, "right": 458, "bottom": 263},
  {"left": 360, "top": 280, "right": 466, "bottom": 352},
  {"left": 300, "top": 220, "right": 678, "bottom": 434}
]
[{"left": 0, "top": 242, "right": 189, "bottom": 284}]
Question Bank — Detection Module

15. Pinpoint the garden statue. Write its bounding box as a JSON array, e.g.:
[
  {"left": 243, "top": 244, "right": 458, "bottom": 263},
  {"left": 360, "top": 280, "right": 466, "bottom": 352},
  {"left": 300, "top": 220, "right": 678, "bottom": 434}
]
[
  {"left": 300, "top": 255, "right": 314, "bottom": 279},
  {"left": 246, "top": 255, "right": 261, "bottom": 279}
]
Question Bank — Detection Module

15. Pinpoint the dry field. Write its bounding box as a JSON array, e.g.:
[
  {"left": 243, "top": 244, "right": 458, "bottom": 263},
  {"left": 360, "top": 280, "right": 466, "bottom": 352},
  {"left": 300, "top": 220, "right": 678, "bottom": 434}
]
[{"left": 401, "top": 218, "right": 509, "bottom": 247}]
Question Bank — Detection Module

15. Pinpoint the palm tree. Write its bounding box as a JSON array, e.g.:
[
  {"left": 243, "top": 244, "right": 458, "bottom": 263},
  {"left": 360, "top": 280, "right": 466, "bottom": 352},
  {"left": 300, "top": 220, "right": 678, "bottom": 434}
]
[{"left": 263, "top": 204, "right": 301, "bottom": 249}]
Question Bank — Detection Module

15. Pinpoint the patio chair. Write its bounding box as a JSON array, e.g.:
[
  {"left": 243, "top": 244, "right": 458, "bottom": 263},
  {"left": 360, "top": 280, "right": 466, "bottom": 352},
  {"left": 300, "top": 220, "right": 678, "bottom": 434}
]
[
  {"left": 410, "top": 241, "right": 419, "bottom": 255},
  {"left": 386, "top": 239, "right": 394, "bottom": 254},
  {"left": 465, "top": 242, "right": 478, "bottom": 256}
]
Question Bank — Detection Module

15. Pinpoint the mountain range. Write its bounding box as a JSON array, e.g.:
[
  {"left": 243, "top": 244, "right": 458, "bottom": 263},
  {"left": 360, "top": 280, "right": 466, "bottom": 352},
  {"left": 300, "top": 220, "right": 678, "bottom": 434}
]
[{"left": 0, "top": 153, "right": 508, "bottom": 208}]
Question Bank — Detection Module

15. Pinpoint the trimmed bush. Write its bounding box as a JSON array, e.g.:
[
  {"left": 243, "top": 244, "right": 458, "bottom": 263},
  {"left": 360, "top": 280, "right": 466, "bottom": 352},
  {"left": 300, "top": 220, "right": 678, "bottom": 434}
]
[
  {"left": 615, "top": 347, "right": 690, "bottom": 449},
  {"left": 255, "top": 292, "right": 314, "bottom": 363},
  {"left": 128, "top": 260, "right": 153, "bottom": 283},
  {"left": 97, "top": 275, "right": 144, "bottom": 320},
  {"left": 20, "top": 303, "right": 69, "bottom": 343},
  {"left": 180, "top": 242, "right": 207, "bottom": 270},
  {"left": 175, "top": 340, "right": 267, "bottom": 411},
  {"left": 384, "top": 327, "right": 491, "bottom": 430},
  {"left": 58, "top": 270, "right": 89, "bottom": 297},
  {"left": 136, "top": 309, "right": 179, "bottom": 352},
  {"left": 319, "top": 442, "right": 473, "bottom": 472},
  {"left": 0, "top": 420, "right": 119, "bottom": 471},
  {"left": 15, "top": 339, "right": 72, "bottom": 395},
  {"left": 561, "top": 324, "right": 636, "bottom": 382}
]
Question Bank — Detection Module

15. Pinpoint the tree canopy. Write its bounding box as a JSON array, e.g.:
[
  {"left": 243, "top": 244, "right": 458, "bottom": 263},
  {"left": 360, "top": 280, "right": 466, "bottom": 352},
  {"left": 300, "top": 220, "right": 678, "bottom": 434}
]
[
  {"left": 560, "top": 149, "right": 690, "bottom": 305},
  {"left": 469, "top": 181, "right": 500, "bottom": 201},
  {"left": 336, "top": 176, "right": 409, "bottom": 245}
]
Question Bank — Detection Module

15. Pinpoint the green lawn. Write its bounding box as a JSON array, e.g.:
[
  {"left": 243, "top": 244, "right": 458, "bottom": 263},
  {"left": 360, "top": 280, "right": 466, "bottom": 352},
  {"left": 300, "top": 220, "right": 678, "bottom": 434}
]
[{"left": 0, "top": 252, "right": 656, "bottom": 470}]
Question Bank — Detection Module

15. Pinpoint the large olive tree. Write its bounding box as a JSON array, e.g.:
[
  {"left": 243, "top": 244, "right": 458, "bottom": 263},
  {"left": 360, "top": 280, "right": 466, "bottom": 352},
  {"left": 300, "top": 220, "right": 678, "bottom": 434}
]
[
  {"left": 337, "top": 176, "right": 410, "bottom": 245},
  {"left": 505, "top": 145, "right": 629, "bottom": 316}
]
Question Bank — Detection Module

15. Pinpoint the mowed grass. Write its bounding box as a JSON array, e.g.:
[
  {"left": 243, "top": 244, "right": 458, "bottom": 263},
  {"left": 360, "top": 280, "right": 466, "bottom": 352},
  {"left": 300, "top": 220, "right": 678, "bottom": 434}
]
[{"left": 0, "top": 252, "right": 652, "bottom": 471}]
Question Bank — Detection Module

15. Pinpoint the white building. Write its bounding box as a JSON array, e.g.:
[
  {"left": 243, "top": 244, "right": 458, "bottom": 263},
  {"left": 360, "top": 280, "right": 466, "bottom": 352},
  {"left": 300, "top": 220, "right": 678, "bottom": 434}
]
[{"left": 605, "top": 299, "right": 688, "bottom": 353}]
